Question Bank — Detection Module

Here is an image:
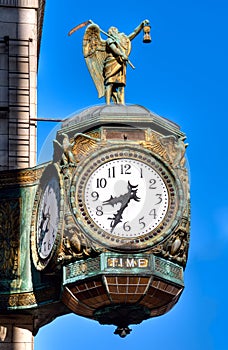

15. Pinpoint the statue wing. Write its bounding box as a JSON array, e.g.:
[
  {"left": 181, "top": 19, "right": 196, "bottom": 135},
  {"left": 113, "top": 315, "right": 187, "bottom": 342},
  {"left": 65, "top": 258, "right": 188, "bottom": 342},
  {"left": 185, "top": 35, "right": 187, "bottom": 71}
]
[{"left": 83, "top": 24, "right": 107, "bottom": 98}]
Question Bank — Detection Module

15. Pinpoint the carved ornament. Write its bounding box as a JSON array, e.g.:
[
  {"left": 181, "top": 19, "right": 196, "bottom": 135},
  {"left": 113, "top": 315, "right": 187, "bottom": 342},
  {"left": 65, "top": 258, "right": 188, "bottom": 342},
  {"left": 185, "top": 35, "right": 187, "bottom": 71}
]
[
  {"left": 0, "top": 167, "right": 44, "bottom": 189},
  {"left": 152, "top": 208, "right": 190, "bottom": 268},
  {"left": 0, "top": 199, "right": 20, "bottom": 280},
  {"left": 57, "top": 210, "right": 101, "bottom": 265},
  {"left": 142, "top": 133, "right": 188, "bottom": 169}
]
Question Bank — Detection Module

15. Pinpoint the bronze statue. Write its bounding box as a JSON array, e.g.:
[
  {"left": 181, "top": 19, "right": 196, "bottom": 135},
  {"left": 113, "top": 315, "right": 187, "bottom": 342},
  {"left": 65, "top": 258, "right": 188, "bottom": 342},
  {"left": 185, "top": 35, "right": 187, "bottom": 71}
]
[{"left": 69, "top": 20, "right": 151, "bottom": 104}]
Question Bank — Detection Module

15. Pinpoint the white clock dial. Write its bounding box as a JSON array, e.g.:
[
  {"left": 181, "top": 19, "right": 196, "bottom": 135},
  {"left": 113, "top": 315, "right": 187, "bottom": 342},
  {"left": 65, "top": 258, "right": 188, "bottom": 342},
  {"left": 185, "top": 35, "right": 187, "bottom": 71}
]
[
  {"left": 84, "top": 158, "right": 169, "bottom": 238},
  {"left": 37, "top": 177, "right": 60, "bottom": 259}
]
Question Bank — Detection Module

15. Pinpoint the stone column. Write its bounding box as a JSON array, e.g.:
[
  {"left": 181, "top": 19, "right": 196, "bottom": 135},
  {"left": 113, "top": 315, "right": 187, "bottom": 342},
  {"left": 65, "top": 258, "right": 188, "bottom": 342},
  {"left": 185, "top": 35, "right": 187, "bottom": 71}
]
[
  {"left": 0, "top": 0, "right": 44, "bottom": 170},
  {"left": 0, "top": 315, "right": 34, "bottom": 350}
]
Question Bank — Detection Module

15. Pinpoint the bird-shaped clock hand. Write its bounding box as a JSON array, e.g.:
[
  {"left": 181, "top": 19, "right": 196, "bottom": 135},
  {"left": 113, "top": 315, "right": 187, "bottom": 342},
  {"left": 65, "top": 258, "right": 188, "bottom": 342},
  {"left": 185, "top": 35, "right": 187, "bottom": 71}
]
[{"left": 103, "top": 181, "right": 140, "bottom": 232}]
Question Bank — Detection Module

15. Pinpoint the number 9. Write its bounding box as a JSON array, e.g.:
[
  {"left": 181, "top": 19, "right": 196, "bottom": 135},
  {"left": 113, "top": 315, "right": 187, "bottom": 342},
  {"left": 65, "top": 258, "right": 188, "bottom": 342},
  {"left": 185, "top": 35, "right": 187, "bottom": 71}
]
[{"left": 91, "top": 191, "right": 99, "bottom": 201}]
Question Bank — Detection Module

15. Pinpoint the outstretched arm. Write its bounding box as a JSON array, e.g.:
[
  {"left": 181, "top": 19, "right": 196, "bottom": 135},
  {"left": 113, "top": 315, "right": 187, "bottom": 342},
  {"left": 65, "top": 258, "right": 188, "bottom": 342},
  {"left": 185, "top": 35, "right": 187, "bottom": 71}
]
[{"left": 128, "top": 19, "right": 150, "bottom": 41}]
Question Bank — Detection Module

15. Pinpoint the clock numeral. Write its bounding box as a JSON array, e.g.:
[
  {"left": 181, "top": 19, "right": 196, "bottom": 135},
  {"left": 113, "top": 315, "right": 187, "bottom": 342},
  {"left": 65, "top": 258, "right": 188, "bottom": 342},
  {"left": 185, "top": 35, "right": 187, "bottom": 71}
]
[
  {"left": 51, "top": 227, "right": 56, "bottom": 238},
  {"left": 96, "top": 206, "right": 103, "bottom": 216},
  {"left": 121, "top": 164, "right": 131, "bottom": 175},
  {"left": 149, "top": 179, "right": 157, "bottom": 189},
  {"left": 43, "top": 241, "right": 47, "bottom": 252},
  {"left": 155, "top": 194, "right": 162, "bottom": 205},
  {"left": 96, "top": 178, "right": 107, "bottom": 188},
  {"left": 91, "top": 191, "right": 99, "bottom": 201},
  {"left": 108, "top": 166, "right": 116, "bottom": 178},
  {"left": 140, "top": 168, "right": 143, "bottom": 178},
  {"left": 139, "top": 217, "right": 146, "bottom": 229},
  {"left": 48, "top": 240, "right": 51, "bottom": 250},
  {"left": 149, "top": 208, "right": 157, "bottom": 219},
  {"left": 123, "top": 221, "right": 131, "bottom": 232}
]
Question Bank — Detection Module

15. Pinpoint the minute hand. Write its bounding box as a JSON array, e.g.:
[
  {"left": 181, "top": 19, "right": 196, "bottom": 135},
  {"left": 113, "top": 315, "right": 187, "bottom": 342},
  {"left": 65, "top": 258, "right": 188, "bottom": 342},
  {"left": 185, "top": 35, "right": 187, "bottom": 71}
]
[
  {"left": 103, "top": 182, "right": 140, "bottom": 232},
  {"left": 110, "top": 196, "right": 131, "bottom": 233}
]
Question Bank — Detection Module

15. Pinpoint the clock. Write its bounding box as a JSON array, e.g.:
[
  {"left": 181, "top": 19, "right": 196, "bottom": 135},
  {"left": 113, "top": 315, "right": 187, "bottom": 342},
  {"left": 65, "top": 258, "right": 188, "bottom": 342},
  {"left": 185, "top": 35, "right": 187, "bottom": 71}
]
[
  {"left": 36, "top": 177, "right": 59, "bottom": 259},
  {"left": 85, "top": 158, "right": 168, "bottom": 237},
  {"left": 71, "top": 145, "right": 184, "bottom": 252},
  {"left": 31, "top": 164, "right": 64, "bottom": 270}
]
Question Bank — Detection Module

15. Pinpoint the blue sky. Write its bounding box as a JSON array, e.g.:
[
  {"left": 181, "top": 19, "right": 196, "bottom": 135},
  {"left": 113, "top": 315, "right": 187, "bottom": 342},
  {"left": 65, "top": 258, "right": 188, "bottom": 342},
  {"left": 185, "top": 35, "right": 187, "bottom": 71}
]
[{"left": 36, "top": 1, "right": 228, "bottom": 349}]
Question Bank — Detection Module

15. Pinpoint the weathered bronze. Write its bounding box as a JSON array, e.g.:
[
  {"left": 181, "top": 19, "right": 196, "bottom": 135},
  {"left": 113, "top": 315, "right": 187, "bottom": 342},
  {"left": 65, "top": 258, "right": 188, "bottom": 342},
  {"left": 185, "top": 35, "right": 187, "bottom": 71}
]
[
  {"left": 69, "top": 20, "right": 151, "bottom": 104},
  {"left": 54, "top": 104, "right": 190, "bottom": 269},
  {"left": 0, "top": 104, "right": 190, "bottom": 337}
]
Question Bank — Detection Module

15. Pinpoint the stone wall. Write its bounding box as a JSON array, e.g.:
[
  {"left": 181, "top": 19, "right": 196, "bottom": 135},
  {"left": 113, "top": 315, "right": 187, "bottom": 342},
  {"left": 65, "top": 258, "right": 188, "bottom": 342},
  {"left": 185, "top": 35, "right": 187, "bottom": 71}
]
[{"left": 0, "top": 315, "right": 34, "bottom": 350}]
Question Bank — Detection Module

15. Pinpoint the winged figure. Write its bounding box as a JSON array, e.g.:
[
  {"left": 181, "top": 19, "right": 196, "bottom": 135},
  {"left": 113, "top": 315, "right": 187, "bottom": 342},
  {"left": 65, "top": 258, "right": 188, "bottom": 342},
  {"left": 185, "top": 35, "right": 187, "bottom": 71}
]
[
  {"left": 83, "top": 24, "right": 107, "bottom": 99},
  {"left": 82, "top": 20, "right": 150, "bottom": 104},
  {"left": 53, "top": 133, "right": 75, "bottom": 165},
  {"left": 160, "top": 135, "right": 188, "bottom": 168}
]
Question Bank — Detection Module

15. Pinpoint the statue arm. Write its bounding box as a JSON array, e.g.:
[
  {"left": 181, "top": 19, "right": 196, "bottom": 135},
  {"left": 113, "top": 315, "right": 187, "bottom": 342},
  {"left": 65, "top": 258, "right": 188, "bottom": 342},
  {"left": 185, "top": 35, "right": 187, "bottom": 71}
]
[
  {"left": 108, "top": 40, "right": 128, "bottom": 60},
  {"left": 128, "top": 19, "right": 150, "bottom": 41}
]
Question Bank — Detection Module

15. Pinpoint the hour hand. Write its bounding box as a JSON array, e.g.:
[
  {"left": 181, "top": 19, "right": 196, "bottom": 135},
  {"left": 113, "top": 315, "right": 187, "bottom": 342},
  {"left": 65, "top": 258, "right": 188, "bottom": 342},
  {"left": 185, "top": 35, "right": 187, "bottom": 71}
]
[
  {"left": 103, "top": 195, "right": 120, "bottom": 207},
  {"left": 103, "top": 181, "right": 139, "bottom": 207}
]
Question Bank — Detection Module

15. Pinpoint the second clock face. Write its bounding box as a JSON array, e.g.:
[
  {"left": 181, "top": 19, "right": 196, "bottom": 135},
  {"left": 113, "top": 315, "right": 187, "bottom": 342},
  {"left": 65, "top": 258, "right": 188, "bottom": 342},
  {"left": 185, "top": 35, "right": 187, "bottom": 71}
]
[
  {"left": 31, "top": 163, "right": 64, "bottom": 271},
  {"left": 84, "top": 158, "right": 169, "bottom": 238},
  {"left": 36, "top": 177, "right": 60, "bottom": 259}
]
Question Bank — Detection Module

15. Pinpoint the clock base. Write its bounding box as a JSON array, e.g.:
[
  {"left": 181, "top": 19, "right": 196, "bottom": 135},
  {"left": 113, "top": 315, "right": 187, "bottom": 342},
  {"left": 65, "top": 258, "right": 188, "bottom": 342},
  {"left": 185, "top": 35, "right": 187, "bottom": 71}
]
[
  {"left": 62, "top": 252, "right": 184, "bottom": 334},
  {"left": 94, "top": 304, "right": 151, "bottom": 335}
]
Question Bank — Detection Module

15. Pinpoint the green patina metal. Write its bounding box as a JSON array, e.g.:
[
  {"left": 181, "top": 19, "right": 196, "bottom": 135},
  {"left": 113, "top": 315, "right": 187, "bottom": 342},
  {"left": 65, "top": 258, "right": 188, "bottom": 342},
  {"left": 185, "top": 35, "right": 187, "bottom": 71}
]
[
  {"left": 0, "top": 168, "right": 63, "bottom": 314},
  {"left": 63, "top": 252, "right": 184, "bottom": 287},
  {"left": 0, "top": 185, "right": 36, "bottom": 294},
  {"left": 0, "top": 104, "right": 189, "bottom": 335}
]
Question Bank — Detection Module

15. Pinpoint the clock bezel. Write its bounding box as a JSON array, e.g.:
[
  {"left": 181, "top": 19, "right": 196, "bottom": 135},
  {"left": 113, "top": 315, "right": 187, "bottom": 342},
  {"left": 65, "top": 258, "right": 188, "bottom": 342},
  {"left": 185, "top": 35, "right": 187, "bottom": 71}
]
[
  {"left": 31, "top": 163, "right": 64, "bottom": 270},
  {"left": 70, "top": 145, "right": 185, "bottom": 252}
]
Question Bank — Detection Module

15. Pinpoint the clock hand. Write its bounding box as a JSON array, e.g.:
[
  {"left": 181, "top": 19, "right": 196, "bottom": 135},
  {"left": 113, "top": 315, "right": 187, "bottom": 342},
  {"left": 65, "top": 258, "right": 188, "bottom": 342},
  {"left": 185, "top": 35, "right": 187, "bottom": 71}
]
[
  {"left": 38, "top": 208, "right": 50, "bottom": 251},
  {"left": 103, "top": 181, "right": 140, "bottom": 232},
  {"left": 103, "top": 181, "right": 140, "bottom": 207},
  {"left": 110, "top": 183, "right": 140, "bottom": 232}
]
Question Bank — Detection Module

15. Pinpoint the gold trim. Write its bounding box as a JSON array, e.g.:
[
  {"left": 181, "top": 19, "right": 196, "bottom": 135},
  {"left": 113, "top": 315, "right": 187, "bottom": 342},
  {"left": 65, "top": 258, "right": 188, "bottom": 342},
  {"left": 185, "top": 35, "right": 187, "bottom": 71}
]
[
  {"left": 0, "top": 166, "right": 44, "bottom": 188},
  {"left": 0, "top": 286, "right": 60, "bottom": 309}
]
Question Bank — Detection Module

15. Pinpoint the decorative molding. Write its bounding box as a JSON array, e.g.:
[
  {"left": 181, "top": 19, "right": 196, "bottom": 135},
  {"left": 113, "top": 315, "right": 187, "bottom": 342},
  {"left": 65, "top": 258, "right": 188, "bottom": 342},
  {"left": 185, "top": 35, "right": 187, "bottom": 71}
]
[
  {"left": 0, "top": 166, "right": 45, "bottom": 188},
  {"left": 154, "top": 255, "right": 183, "bottom": 282},
  {"left": 0, "top": 0, "right": 39, "bottom": 8},
  {"left": 37, "top": 0, "right": 45, "bottom": 57},
  {"left": 63, "top": 253, "right": 184, "bottom": 286},
  {"left": 141, "top": 133, "right": 188, "bottom": 169},
  {"left": 0, "top": 198, "right": 21, "bottom": 281},
  {"left": 0, "top": 286, "right": 60, "bottom": 309},
  {"left": 0, "top": 292, "right": 35, "bottom": 309},
  {"left": 152, "top": 210, "right": 190, "bottom": 268}
]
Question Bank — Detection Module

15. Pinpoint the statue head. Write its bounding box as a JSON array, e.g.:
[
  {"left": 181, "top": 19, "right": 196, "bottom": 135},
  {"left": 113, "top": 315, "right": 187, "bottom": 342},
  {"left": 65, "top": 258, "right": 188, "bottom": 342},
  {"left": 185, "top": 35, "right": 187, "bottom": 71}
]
[{"left": 108, "top": 26, "right": 119, "bottom": 36}]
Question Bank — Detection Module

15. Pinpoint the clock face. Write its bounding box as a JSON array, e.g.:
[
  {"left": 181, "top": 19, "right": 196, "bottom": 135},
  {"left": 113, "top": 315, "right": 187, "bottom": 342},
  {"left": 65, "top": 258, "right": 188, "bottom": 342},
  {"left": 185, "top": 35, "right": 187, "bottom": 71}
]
[
  {"left": 36, "top": 177, "right": 60, "bottom": 259},
  {"left": 85, "top": 158, "right": 168, "bottom": 238},
  {"left": 31, "top": 164, "right": 63, "bottom": 270},
  {"left": 71, "top": 147, "right": 182, "bottom": 251}
]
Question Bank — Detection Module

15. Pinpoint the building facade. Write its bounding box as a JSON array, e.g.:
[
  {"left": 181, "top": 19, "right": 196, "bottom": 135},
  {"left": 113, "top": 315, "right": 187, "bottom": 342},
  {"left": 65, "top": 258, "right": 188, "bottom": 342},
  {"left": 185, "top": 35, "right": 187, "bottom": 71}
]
[{"left": 0, "top": 0, "right": 45, "bottom": 170}]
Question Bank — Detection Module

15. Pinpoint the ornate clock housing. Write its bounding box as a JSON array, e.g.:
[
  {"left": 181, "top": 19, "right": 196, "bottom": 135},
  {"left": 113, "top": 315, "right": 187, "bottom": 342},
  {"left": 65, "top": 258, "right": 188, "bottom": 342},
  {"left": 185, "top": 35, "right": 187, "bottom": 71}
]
[
  {"left": 71, "top": 145, "right": 184, "bottom": 252},
  {"left": 27, "top": 105, "right": 190, "bottom": 334},
  {"left": 31, "top": 164, "right": 64, "bottom": 270}
]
